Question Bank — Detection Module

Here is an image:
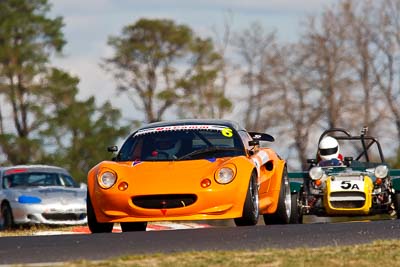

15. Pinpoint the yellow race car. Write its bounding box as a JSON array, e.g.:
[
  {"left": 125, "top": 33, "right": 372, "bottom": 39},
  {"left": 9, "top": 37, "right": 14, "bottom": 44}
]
[
  {"left": 86, "top": 119, "right": 294, "bottom": 232},
  {"left": 290, "top": 128, "right": 400, "bottom": 223}
]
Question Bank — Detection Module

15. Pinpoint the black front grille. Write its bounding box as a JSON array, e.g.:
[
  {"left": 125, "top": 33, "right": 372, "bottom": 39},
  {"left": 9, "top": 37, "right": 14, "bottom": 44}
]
[
  {"left": 132, "top": 194, "right": 197, "bottom": 209},
  {"left": 330, "top": 201, "right": 365, "bottom": 208},
  {"left": 329, "top": 192, "right": 366, "bottom": 209},
  {"left": 42, "top": 213, "right": 87, "bottom": 221}
]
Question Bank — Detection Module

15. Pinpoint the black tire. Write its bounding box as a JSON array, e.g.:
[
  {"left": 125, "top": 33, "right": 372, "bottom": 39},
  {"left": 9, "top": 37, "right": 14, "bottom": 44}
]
[
  {"left": 289, "top": 192, "right": 303, "bottom": 224},
  {"left": 1, "top": 203, "right": 14, "bottom": 230},
  {"left": 263, "top": 166, "right": 291, "bottom": 224},
  {"left": 87, "top": 192, "right": 114, "bottom": 233},
  {"left": 121, "top": 222, "right": 148, "bottom": 232},
  {"left": 234, "top": 172, "right": 259, "bottom": 226},
  {"left": 394, "top": 192, "right": 400, "bottom": 219}
]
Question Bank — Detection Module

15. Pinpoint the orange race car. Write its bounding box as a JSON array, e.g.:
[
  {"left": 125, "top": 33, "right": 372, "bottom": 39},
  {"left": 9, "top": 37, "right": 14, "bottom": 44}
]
[{"left": 86, "top": 119, "right": 295, "bottom": 233}]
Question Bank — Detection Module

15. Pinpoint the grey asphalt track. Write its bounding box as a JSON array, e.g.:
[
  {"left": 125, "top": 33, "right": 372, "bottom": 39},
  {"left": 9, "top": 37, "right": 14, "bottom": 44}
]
[{"left": 0, "top": 219, "right": 400, "bottom": 265}]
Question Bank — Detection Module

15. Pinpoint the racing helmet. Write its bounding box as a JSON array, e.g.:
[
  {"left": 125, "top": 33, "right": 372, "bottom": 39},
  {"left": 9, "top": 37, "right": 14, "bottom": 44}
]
[
  {"left": 155, "top": 136, "right": 182, "bottom": 157},
  {"left": 318, "top": 136, "right": 340, "bottom": 161}
]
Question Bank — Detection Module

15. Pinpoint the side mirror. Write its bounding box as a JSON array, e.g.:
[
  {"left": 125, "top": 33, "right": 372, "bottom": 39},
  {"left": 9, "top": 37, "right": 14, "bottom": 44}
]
[
  {"left": 307, "top": 159, "right": 317, "bottom": 164},
  {"left": 247, "top": 149, "right": 255, "bottom": 156},
  {"left": 107, "top": 146, "right": 118, "bottom": 153},
  {"left": 344, "top": 156, "right": 353, "bottom": 166},
  {"left": 307, "top": 158, "right": 317, "bottom": 167}
]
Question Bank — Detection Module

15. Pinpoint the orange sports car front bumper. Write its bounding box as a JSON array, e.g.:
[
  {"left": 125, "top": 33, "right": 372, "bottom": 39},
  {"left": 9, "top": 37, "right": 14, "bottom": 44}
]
[{"left": 88, "top": 158, "right": 255, "bottom": 223}]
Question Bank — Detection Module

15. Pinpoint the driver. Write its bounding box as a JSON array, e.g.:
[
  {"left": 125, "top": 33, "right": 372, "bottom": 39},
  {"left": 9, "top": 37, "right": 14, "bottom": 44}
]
[
  {"left": 153, "top": 136, "right": 182, "bottom": 159},
  {"left": 317, "top": 136, "right": 343, "bottom": 166}
]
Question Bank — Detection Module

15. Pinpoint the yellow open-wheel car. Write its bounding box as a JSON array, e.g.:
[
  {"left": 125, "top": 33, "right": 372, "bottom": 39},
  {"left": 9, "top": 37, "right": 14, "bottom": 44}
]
[{"left": 289, "top": 128, "right": 400, "bottom": 223}]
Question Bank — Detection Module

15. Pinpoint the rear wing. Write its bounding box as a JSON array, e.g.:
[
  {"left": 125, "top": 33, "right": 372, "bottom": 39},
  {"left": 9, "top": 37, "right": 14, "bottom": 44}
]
[{"left": 248, "top": 132, "right": 274, "bottom": 142}]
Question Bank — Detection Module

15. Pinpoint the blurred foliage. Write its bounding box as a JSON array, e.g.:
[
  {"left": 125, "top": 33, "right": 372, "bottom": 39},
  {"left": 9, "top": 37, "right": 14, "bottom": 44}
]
[
  {"left": 104, "top": 18, "right": 231, "bottom": 122},
  {"left": 389, "top": 149, "right": 400, "bottom": 169},
  {"left": 0, "top": 0, "right": 128, "bottom": 182},
  {"left": 0, "top": 0, "right": 65, "bottom": 164},
  {"left": 38, "top": 69, "right": 129, "bottom": 181}
]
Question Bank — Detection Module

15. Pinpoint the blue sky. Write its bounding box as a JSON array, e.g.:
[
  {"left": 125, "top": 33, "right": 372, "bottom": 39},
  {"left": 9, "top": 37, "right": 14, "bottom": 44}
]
[{"left": 49, "top": 0, "right": 336, "bottom": 122}]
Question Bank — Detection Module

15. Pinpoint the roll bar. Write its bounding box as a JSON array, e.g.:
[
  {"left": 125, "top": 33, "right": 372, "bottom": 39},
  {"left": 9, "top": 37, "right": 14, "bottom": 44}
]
[{"left": 317, "top": 127, "right": 385, "bottom": 163}]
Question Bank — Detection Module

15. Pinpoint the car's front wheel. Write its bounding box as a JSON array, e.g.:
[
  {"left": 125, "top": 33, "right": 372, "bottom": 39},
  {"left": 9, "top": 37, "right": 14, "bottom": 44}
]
[
  {"left": 263, "top": 166, "right": 292, "bottom": 224},
  {"left": 289, "top": 192, "right": 303, "bottom": 224},
  {"left": 87, "top": 192, "right": 114, "bottom": 233},
  {"left": 0, "top": 203, "right": 14, "bottom": 230},
  {"left": 234, "top": 172, "right": 259, "bottom": 226},
  {"left": 121, "top": 222, "right": 147, "bottom": 232}
]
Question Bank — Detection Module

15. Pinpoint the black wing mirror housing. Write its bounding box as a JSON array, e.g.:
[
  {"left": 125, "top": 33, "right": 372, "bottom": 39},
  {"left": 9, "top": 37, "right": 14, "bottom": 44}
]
[
  {"left": 307, "top": 158, "right": 317, "bottom": 164},
  {"left": 344, "top": 156, "right": 353, "bottom": 166},
  {"left": 107, "top": 146, "right": 118, "bottom": 153},
  {"left": 307, "top": 158, "right": 317, "bottom": 167}
]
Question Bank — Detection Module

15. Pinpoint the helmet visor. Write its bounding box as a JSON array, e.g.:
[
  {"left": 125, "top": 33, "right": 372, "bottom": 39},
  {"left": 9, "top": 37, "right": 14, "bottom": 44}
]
[{"left": 319, "top": 146, "right": 338, "bottom": 156}]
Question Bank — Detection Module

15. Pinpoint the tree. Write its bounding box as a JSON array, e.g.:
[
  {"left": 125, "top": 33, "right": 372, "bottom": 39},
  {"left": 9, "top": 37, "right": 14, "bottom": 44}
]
[
  {"left": 104, "top": 18, "right": 228, "bottom": 123},
  {"left": 371, "top": 0, "right": 400, "bottom": 166},
  {"left": 276, "top": 45, "right": 323, "bottom": 169},
  {"left": 0, "top": 0, "right": 65, "bottom": 164},
  {"left": 340, "top": 0, "right": 386, "bottom": 136},
  {"left": 175, "top": 37, "right": 232, "bottom": 119},
  {"left": 233, "top": 22, "right": 280, "bottom": 132},
  {"left": 0, "top": 1, "right": 129, "bottom": 181},
  {"left": 290, "top": 0, "right": 400, "bottom": 164},
  {"left": 39, "top": 68, "right": 129, "bottom": 182},
  {"left": 302, "top": 8, "right": 355, "bottom": 130}
]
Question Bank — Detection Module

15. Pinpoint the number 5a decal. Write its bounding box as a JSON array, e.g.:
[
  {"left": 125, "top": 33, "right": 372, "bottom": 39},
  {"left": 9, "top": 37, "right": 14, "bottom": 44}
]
[{"left": 340, "top": 181, "right": 360, "bottom": 190}]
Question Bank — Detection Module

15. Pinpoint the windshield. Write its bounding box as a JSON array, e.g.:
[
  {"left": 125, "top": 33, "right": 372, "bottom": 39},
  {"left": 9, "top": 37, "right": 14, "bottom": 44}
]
[
  {"left": 117, "top": 124, "right": 246, "bottom": 161},
  {"left": 3, "top": 172, "right": 79, "bottom": 189}
]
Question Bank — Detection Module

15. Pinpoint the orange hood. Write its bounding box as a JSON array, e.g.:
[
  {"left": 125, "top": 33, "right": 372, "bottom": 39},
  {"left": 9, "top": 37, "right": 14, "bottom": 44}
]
[{"left": 104, "top": 158, "right": 238, "bottom": 194}]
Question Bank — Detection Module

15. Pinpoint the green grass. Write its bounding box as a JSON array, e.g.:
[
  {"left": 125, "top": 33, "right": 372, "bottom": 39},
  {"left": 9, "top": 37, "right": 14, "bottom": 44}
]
[{"left": 52, "top": 239, "right": 400, "bottom": 267}]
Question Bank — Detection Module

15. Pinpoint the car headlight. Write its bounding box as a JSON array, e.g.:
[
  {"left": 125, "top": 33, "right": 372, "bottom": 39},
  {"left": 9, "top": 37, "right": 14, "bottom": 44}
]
[
  {"left": 309, "top": 166, "right": 324, "bottom": 180},
  {"left": 97, "top": 170, "right": 117, "bottom": 189},
  {"left": 215, "top": 165, "right": 236, "bottom": 184},
  {"left": 375, "top": 165, "right": 388, "bottom": 179}
]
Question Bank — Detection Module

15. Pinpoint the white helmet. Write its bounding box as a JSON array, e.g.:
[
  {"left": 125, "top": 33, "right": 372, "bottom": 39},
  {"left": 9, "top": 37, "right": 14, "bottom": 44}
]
[{"left": 318, "top": 136, "right": 340, "bottom": 161}]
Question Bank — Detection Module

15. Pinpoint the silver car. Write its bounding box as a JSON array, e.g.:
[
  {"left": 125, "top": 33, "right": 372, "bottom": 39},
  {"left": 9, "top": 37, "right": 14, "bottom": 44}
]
[{"left": 0, "top": 165, "right": 87, "bottom": 229}]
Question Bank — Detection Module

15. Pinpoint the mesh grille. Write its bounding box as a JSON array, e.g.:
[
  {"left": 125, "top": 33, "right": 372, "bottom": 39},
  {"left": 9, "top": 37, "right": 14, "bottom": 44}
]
[
  {"left": 132, "top": 194, "right": 197, "bottom": 209},
  {"left": 42, "top": 213, "right": 87, "bottom": 221},
  {"left": 329, "top": 191, "right": 366, "bottom": 208}
]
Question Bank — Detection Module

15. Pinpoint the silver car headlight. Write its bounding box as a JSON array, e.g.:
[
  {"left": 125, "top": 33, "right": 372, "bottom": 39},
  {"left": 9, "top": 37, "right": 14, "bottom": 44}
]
[
  {"left": 375, "top": 165, "right": 388, "bottom": 179},
  {"left": 309, "top": 166, "right": 324, "bottom": 180},
  {"left": 215, "top": 165, "right": 236, "bottom": 184},
  {"left": 98, "top": 170, "right": 117, "bottom": 189}
]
